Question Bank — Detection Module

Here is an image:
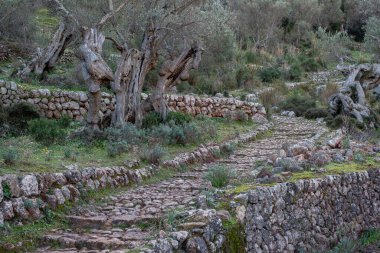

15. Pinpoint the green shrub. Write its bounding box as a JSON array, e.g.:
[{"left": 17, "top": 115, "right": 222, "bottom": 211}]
[
  {"left": 298, "top": 55, "right": 319, "bottom": 72},
  {"left": 106, "top": 124, "right": 145, "bottom": 143},
  {"left": 64, "top": 149, "right": 72, "bottom": 159},
  {"left": 244, "top": 51, "right": 257, "bottom": 63},
  {"left": 204, "top": 165, "right": 233, "bottom": 188},
  {"left": 220, "top": 143, "right": 236, "bottom": 156},
  {"left": 6, "top": 102, "right": 40, "bottom": 135},
  {"left": 196, "top": 116, "right": 218, "bottom": 138},
  {"left": 166, "top": 112, "right": 192, "bottom": 125},
  {"left": 140, "top": 145, "right": 165, "bottom": 165},
  {"left": 328, "top": 237, "right": 357, "bottom": 253},
  {"left": 235, "top": 110, "right": 249, "bottom": 122},
  {"left": 2, "top": 182, "right": 11, "bottom": 199},
  {"left": 28, "top": 118, "right": 66, "bottom": 145},
  {"left": 223, "top": 220, "right": 246, "bottom": 253},
  {"left": 304, "top": 108, "right": 329, "bottom": 119},
  {"left": 236, "top": 66, "right": 253, "bottom": 87},
  {"left": 2, "top": 149, "right": 18, "bottom": 165},
  {"left": 142, "top": 112, "right": 162, "bottom": 129},
  {"left": 107, "top": 141, "right": 129, "bottom": 157},
  {"left": 71, "top": 127, "right": 107, "bottom": 146},
  {"left": 286, "top": 63, "right": 303, "bottom": 81},
  {"left": 183, "top": 122, "right": 202, "bottom": 144},
  {"left": 279, "top": 93, "right": 316, "bottom": 116},
  {"left": 150, "top": 124, "right": 173, "bottom": 145},
  {"left": 170, "top": 125, "right": 186, "bottom": 145},
  {"left": 57, "top": 115, "right": 71, "bottom": 128},
  {"left": 353, "top": 151, "right": 365, "bottom": 163},
  {"left": 258, "top": 66, "right": 281, "bottom": 83}
]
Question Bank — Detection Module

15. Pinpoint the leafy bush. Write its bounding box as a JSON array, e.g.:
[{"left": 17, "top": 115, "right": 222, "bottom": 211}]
[
  {"left": 298, "top": 54, "right": 319, "bottom": 72},
  {"left": 107, "top": 141, "right": 129, "bottom": 157},
  {"left": 170, "top": 125, "right": 186, "bottom": 145},
  {"left": 5, "top": 102, "right": 40, "bottom": 135},
  {"left": 204, "top": 165, "right": 233, "bottom": 188},
  {"left": 166, "top": 112, "right": 192, "bottom": 125},
  {"left": 28, "top": 118, "right": 66, "bottom": 145},
  {"left": 279, "top": 92, "right": 316, "bottom": 116},
  {"left": 286, "top": 63, "right": 303, "bottom": 81},
  {"left": 220, "top": 143, "right": 236, "bottom": 156},
  {"left": 183, "top": 122, "right": 202, "bottom": 144},
  {"left": 142, "top": 112, "right": 162, "bottom": 129},
  {"left": 258, "top": 66, "right": 281, "bottom": 83},
  {"left": 106, "top": 124, "right": 145, "bottom": 143},
  {"left": 140, "top": 145, "right": 165, "bottom": 165},
  {"left": 304, "top": 108, "right": 329, "bottom": 119},
  {"left": 71, "top": 127, "right": 107, "bottom": 146},
  {"left": 235, "top": 110, "right": 249, "bottom": 122},
  {"left": 2, "top": 149, "right": 18, "bottom": 165},
  {"left": 236, "top": 66, "right": 253, "bottom": 87},
  {"left": 244, "top": 51, "right": 257, "bottom": 64},
  {"left": 150, "top": 124, "right": 173, "bottom": 144},
  {"left": 57, "top": 114, "right": 71, "bottom": 128}
]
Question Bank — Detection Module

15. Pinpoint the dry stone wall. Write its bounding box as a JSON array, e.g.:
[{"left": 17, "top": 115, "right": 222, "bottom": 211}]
[
  {"left": 0, "top": 80, "right": 266, "bottom": 120},
  {"left": 0, "top": 165, "right": 157, "bottom": 226},
  {"left": 245, "top": 169, "right": 380, "bottom": 253}
]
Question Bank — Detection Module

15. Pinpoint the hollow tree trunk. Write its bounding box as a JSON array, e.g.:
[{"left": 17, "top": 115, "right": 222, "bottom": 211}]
[
  {"left": 111, "top": 48, "right": 143, "bottom": 128},
  {"left": 329, "top": 63, "right": 380, "bottom": 127},
  {"left": 16, "top": 23, "right": 74, "bottom": 79},
  {"left": 144, "top": 44, "right": 202, "bottom": 120},
  {"left": 78, "top": 28, "right": 113, "bottom": 129},
  {"left": 124, "top": 24, "right": 159, "bottom": 127}
]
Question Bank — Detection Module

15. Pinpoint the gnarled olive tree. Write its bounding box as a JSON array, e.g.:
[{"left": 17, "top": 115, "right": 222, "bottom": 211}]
[{"left": 329, "top": 63, "right": 380, "bottom": 128}]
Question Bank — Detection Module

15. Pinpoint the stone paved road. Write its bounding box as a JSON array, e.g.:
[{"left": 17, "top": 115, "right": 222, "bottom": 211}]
[{"left": 36, "top": 116, "right": 327, "bottom": 253}]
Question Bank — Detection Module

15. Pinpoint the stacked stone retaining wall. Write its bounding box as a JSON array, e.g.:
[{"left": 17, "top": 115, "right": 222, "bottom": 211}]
[
  {"left": 245, "top": 169, "right": 380, "bottom": 253},
  {"left": 0, "top": 80, "right": 266, "bottom": 121}
]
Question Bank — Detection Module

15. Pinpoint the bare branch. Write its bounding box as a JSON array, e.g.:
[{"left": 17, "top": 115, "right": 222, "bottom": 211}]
[
  {"left": 96, "top": 0, "right": 129, "bottom": 29},
  {"left": 50, "top": 0, "right": 79, "bottom": 27}
]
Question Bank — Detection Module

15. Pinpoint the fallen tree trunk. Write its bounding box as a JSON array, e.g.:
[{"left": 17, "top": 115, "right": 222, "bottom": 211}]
[
  {"left": 16, "top": 23, "right": 75, "bottom": 79},
  {"left": 329, "top": 63, "right": 380, "bottom": 128}
]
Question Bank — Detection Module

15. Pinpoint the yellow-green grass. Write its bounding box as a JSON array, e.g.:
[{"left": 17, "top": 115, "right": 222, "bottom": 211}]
[{"left": 230, "top": 157, "right": 380, "bottom": 195}]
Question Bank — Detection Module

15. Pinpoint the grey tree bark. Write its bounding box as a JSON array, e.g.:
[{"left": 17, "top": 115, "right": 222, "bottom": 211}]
[
  {"left": 77, "top": 28, "right": 113, "bottom": 130},
  {"left": 16, "top": 23, "right": 74, "bottom": 79},
  {"left": 144, "top": 44, "right": 202, "bottom": 120},
  {"left": 329, "top": 63, "right": 380, "bottom": 127}
]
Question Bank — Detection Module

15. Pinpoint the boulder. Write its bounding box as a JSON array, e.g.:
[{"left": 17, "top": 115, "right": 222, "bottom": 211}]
[{"left": 20, "top": 175, "right": 39, "bottom": 197}]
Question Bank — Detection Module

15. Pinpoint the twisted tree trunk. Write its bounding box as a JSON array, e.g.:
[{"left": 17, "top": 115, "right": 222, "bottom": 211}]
[
  {"left": 16, "top": 23, "right": 74, "bottom": 79},
  {"left": 78, "top": 28, "right": 113, "bottom": 129},
  {"left": 144, "top": 44, "right": 202, "bottom": 120},
  {"left": 329, "top": 63, "right": 380, "bottom": 127},
  {"left": 123, "top": 24, "right": 159, "bottom": 127},
  {"left": 111, "top": 48, "right": 143, "bottom": 127}
]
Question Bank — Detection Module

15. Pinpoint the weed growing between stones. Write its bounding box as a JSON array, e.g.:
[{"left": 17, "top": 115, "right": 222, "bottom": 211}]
[
  {"left": 204, "top": 165, "right": 235, "bottom": 188},
  {"left": 326, "top": 229, "right": 380, "bottom": 253},
  {"left": 222, "top": 218, "right": 246, "bottom": 253},
  {"left": 2, "top": 182, "right": 11, "bottom": 199}
]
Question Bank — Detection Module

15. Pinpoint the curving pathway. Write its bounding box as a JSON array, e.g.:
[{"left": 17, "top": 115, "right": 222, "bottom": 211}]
[{"left": 36, "top": 116, "right": 327, "bottom": 253}]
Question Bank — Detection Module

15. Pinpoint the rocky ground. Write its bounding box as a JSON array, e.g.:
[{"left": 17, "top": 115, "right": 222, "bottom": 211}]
[{"left": 32, "top": 115, "right": 333, "bottom": 253}]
